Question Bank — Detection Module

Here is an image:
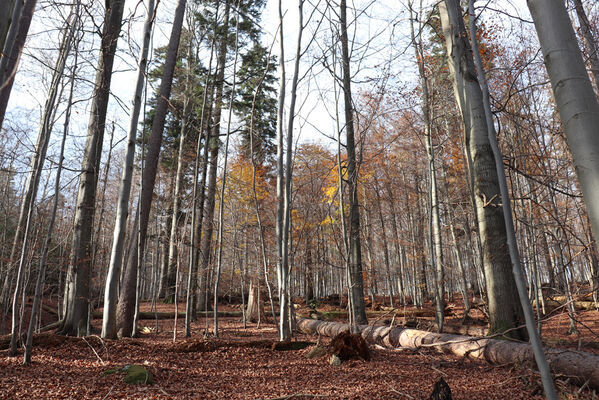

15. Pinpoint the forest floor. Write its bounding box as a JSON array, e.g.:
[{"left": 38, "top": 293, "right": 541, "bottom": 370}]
[{"left": 1, "top": 299, "right": 598, "bottom": 399}]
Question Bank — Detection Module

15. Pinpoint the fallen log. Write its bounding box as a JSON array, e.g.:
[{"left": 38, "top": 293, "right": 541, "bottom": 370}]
[
  {"left": 308, "top": 308, "right": 435, "bottom": 321},
  {"left": 296, "top": 318, "right": 599, "bottom": 391},
  {"left": 91, "top": 310, "right": 242, "bottom": 320},
  {"left": 533, "top": 298, "right": 597, "bottom": 312}
]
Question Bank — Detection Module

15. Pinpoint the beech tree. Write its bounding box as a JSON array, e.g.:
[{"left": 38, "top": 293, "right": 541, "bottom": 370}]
[
  {"left": 60, "top": 0, "right": 126, "bottom": 336},
  {"left": 438, "top": 0, "right": 526, "bottom": 339}
]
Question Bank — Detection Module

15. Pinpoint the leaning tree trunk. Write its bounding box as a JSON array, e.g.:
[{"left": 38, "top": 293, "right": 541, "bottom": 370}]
[
  {"left": 339, "top": 0, "right": 367, "bottom": 326},
  {"left": 116, "top": 0, "right": 187, "bottom": 338},
  {"left": 24, "top": 32, "right": 76, "bottom": 362},
  {"left": 60, "top": 0, "right": 125, "bottom": 337},
  {"left": 0, "top": 0, "right": 37, "bottom": 131},
  {"left": 438, "top": 0, "right": 526, "bottom": 339},
  {"left": 467, "top": 1, "right": 556, "bottom": 397},
  {"left": 101, "top": 0, "right": 155, "bottom": 340},
  {"left": 11, "top": 5, "right": 77, "bottom": 355},
  {"left": 0, "top": 0, "right": 37, "bottom": 316},
  {"left": 0, "top": 0, "right": 16, "bottom": 64},
  {"left": 527, "top": 0, "right": 599, "bottom": 280}
]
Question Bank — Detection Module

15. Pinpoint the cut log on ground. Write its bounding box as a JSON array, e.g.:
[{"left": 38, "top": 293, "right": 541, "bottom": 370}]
[
  {"left": 296, "top": 318, "right": 599, "bottom": 391},
  {"left": 533, "top": 298, "right": 597, "bottom": 312}
]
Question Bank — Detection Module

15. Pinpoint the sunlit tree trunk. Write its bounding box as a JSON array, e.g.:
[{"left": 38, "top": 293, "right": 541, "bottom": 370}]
[
  {"left": 117, "top": 0, "right": 187, "bottom": 337},
  {"left": 102, "top": 0, "right": 155, "bottom": 339},
  {"left": 438, "top": 0, "right": 525, "bottom": 339},
  {"left": 528, "top": 0, "right": 599, "bottom": 277},
  {"left": 60, "top": 0, "right": 125, "bottom": 337}
]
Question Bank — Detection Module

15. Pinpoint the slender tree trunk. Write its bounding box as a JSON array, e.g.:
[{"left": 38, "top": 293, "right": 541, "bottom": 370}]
[
  {"left": 339, "top": 0, "right": 367, "bottom": 326},
  {"left": 116, "top": 0, "right": 187, "bottom": 337},
  {"left": 10, "top": 11, "right": 75, "bottom": 350},
  {"left": 0, "top": 0, "right": 37, "bottom": 131},
  {"left": 438, "top": 0, "right": 525, "bottom": 339},
  {"left": 214, "top": 8, "right": 239, "bottom": 337},
  {"left": 24, "top": 40, "right": 76, "bottom": 362},
  {"left": 198, "top": 0, "right": 230, "bottom": 312},
  {"left": 572, "top": 0, "right": 599, "bottom": 91},
  {"left": 101, "top": 0, "right": 155, "bottom": 339},
  {"left": 409, "top": 3, "right": 444, "bottom": 330}
]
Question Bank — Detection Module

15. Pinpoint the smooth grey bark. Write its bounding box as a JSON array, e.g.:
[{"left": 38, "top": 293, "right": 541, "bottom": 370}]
[
  {"left": 468, "top": 2, "right": 557, "bottom": 398},
  {"left": 528, "top": 0, "right": 599, "bottom": 281},
  {"left": 0, "top": 0, "right": 36, "bottom": 131},
  {"left": 340, "top": 0, "right": 367, "bottom": 326},
  {"left": 116, "top": 0, "right": 187, "bottom": 337},
  {"left": 101, "top": 0, "right": 155, "bottom": 339},
  {"left": 438, "top": 0, "right": 525, "bottom": 338},
  {"left": 60, "top": 0, "right": 125, "bottom": 337}
]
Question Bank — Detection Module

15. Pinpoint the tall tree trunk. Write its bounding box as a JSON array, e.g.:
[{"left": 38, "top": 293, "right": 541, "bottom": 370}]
[
  {"left": 101, "top": 0, "right": 155, "bottom": 339},
  {"left": 0, "top": 0, "right": 37, "bottom": 316},
  {"left": 24, "top": 35, "right": 76, "bottom": 361},
  {"left": 339, "top": 0, "right": 367, "bottom": 326},
  {"left": 0, "top": 0, "right": 37, "bottom": 131},
  {"left": 467, "top": 2, "right": 556, "bottom": 397},
  {"left": 528, "top": 0, "right": 599, "bottom": 277},
  {"left": 409, "top": 3, "right": 444, "bottom": 331},
  {"left": 60, "top": 0, "right": 126, "bottom": 337},
  {"left": 438, "top": 0, "right": 525, "bottom": 339},
  {"left": 116, "top": 0, "right": 187, "bottom": 337},
  {"left": 13, "top": 5, "right": 78, "bottom": 353},
  {"left": 213, "top": 7, "right": 239, "bottom": 337},
  {"left": 198, "top": 0, "right": 230, "bottom": 312}
]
